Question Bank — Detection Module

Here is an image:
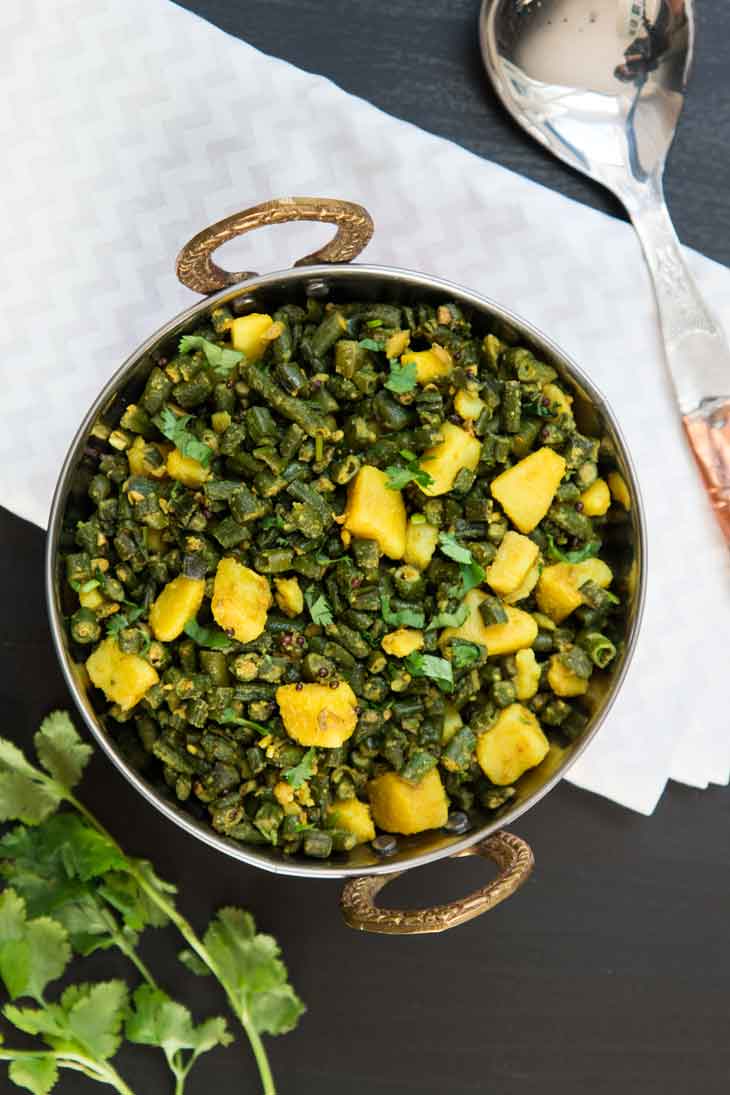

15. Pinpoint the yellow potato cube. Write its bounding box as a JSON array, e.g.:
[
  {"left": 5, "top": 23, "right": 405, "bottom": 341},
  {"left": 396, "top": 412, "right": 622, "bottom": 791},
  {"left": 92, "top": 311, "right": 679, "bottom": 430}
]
[
  {"left": 276, "top": 681, "right": 358, "bottom": 747},
  {"left": 385, "top": 330, "right": 410, "bottom": 359},
  {"left": 211, "top": 411, "right": 232, "bottom": 434},
  {"left": 381, "top": 628, "right": 424, "bottom": 658},
  {"left": 535, "top": 564, "right": 582, "bottom": 623},
  {"left": 542, "top": 381, "right": 574, "bottom": 419},
  {"left": 273, "top": 577, "right": 304, "bottom": 618},
  {"left": 79, "top": 587, "right": 105, "bottom": 611},
  {"left": 490, "top": 448, "right": 566, "bottom": 533},
  {"left": 419, "top": 422, "right": 481, "bottom": 497},
  {"left": 230, "top": 313, "right": 274, "bottom": 361},
  {"left": 127, "top": 436, "right": 170, "bottom": 479},
  {"left": 442, "top": 704, "right": 463, "bottom": 744},
  {"left": 404, "top": 519, "right": 439, "bottom": 570},
  {"left": 86, "top": 637, "right": 159, "bottom": 712},
  {"left": 401, "top": 344, "right": 453, "bottom": 384},
  {"left": 547, "top": 655, "right": 588, "bottom": 697},
  {"left": 486, "top": 531, "right": 539, "bottom": 595},
  {"left": 536, "top": 558, "right": 614, "bottom": 623},
  {"left": 211, "top": 558, "right": 271, "bottom": 643},
  {"left": 148, "top": 575, "right": 205, "bottom": 642},
  {"left": 503, "top": 563, "right": 541, "bottom": 605},
  {"left": 476, "top": 704, "right": 549, "bottom": 785},
  {"left": 343, "top": 465, "right": 406, "bottom": 560},
  {"left": 440, "top": 589, "right": 537, "bottom": 655},
  {"left": 368, "top": 768, "right": 448, "bottom": 835},
  {"left": 607, "top": 471, "right": 632, "bottom": 510},
  {"left": 580, "top": 478, "right": 611, "bottom": 517},
  {"left": 166, "top": 448, "right": 210, "bottom": 488},
  {"left": 453, "top": 389, "right": 485, "bottom": 421},
  {"left": 514, "top": 649, "right": 541, "bottom": 701},
  {"left": 327, "top": 799, "right": 376, "bottom": 844}
]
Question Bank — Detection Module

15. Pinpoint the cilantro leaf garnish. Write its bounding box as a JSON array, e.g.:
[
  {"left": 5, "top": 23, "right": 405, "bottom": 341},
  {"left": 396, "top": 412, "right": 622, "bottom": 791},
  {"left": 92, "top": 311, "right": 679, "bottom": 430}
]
[
  {"left": 451, "top": 640, "right": 483, "bottom": 669},
  {"left": 545, "top": 533, "right": 600, "bottom": 564},
  {"left": 426, "top": 602, "right": 470, "bottom": 631},
  {"left": 357, "top": 338, "right": 382, "bottom": 352},
  {"left": 404, "top": 653, "right": 454, "bottom": 693},
  {"left": 384, "top": 360, "right": 417, "bottom": 394},
  {"left": 105, "top": 603, "right": 145, "bottom": 639},
  {"left": 438, "top": 532, "right": 473, "bottom": 564},
  {"left": 458, "top": 561, "right": 486, "bottom": 596},
  {"left": 385, "top": 454, "right": 434, "bottom": 491},
  {"left": 365, "top": 319, "right": 384, "bottom": 328},
  {"left": 305, "top": 589, "right": 333, "bottom": 627},
  {"left": 183, "top": 618, "right": 235, "bottom": 651},
  {"left": 178, "top": 335, "right": 244, "bottom": 377},
  {"left": 380, "top": 594, "right": 425, "bottom": 630},
  {"left": 219, "top": 708, "right": 269, "bottom": 735},
  {"left": 158, "top": 408, "right": 213, "bottom": 467},
  {"left": 283, "top": 748, "right": 316, "bottom": 789}
]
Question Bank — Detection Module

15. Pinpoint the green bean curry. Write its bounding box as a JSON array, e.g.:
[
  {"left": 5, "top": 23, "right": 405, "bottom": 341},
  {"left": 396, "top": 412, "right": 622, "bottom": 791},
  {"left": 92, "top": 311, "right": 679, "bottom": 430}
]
[{"left": 61, "top": 295, "right": 630, "bottom": 859}]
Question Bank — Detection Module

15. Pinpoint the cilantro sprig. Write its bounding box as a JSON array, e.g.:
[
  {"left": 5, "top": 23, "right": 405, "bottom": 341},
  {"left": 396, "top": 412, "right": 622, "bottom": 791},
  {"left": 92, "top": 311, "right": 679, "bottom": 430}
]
[
  {"left": 183, "top": 617, "right": 235, "bottom": 652},
  {"left": 384, "top": 359, "right": 417, "bottom": 394},
  {"left": 404, "top": 653, "right": 454, "bottom": 693},
  {"left": 178, "top": 335, "right": 244, "bottom": 377},
  {"left": 438, "top": 535, "right": 486, "bottom": 596},
  {"left": 356, "top": 338, "right": 382, "bottom": 352},
  {"left": 380, "top": 594, "right": 425, "bottom": 630},
  {"left": 283, "top": 748, "right": 317, "bottom": 789},
  {"left": 0, "top": 712, "right": 304, "bottom": 1095},
  {"left": 305, "top": 589, "right": 333, "bottom": 627},
  {"left": 385, "top": 451, "right": 434, "bottom": 491},
  {"left": 157, "top": 408, "right": 213, "bottom": 467}
]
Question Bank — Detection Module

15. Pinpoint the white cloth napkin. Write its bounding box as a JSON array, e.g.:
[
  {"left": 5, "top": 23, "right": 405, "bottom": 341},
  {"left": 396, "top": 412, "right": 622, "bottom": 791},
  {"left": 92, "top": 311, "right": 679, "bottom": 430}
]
[{"left": 2, "top": 0, "right": 729, "bottom": 814}]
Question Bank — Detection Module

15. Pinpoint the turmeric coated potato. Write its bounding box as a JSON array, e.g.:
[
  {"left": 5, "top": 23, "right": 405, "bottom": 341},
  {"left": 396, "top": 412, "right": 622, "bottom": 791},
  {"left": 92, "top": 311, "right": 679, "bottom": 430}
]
[
  {"left": 368, "top": 768, "right": 448, "bottom": 835},
  {"left": 277, "top": 681, "right": 359, "bottom": 747},
  {"left": 86, "top": 638, "right": 158, "bottom": 712},
  {"left": 211, "top": 558, "right": 271, "bottom": 643}
]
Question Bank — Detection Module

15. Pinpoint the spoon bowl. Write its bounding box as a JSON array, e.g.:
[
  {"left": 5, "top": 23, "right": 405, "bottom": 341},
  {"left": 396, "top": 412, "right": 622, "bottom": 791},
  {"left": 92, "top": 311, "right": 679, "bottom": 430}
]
[{"left": 480, "top": 0, "right": 730, "bottom": 545}]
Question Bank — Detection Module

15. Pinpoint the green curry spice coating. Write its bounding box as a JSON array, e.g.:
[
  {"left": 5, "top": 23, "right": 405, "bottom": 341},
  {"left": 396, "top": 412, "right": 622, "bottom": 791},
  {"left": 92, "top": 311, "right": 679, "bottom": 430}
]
[{"left": 61, "top": 300, "right": 628, "bottom": 858}]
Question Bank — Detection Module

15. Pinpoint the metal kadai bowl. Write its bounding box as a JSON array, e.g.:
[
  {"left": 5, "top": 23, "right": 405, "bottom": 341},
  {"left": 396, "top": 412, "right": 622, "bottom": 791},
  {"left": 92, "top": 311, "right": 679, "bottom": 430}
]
[{"left": 46, "top": 197, "right": 646, "bottom": 935}]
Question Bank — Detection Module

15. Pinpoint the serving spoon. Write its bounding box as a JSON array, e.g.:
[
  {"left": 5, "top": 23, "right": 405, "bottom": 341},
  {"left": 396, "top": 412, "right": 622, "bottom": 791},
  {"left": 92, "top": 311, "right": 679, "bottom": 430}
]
[{"left": 480, "top": 0, "right": 730, "bottom": 542}]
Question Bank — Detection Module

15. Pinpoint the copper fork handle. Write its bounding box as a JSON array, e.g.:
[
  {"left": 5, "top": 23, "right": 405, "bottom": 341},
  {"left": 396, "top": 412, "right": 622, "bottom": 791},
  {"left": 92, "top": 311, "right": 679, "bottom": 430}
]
[
  {"left": 340, "top": 831, "right": 534, "bottom": 935},
  {"left": 176, "top": 196, "right": 374, "bottom": 294}
]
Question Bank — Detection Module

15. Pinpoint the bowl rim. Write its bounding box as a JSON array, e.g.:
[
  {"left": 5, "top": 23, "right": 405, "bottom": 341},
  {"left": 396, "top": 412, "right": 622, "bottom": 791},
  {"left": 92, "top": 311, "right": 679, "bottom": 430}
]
[{"left": 45, "top": 261, "right": 648, "bottom": 879}]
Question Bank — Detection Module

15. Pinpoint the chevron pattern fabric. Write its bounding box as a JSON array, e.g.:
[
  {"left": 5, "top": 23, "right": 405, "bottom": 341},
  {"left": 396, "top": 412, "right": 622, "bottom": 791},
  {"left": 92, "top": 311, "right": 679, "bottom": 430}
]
[{"left": 2, "top": 0, "right": 728, "bottom": 811}]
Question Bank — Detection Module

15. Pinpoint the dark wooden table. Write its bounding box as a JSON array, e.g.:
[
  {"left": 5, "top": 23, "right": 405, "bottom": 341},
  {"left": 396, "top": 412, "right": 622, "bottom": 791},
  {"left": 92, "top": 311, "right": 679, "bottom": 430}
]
[{"left": 3, "top": 2, "right": 730, "bottom": 1092}]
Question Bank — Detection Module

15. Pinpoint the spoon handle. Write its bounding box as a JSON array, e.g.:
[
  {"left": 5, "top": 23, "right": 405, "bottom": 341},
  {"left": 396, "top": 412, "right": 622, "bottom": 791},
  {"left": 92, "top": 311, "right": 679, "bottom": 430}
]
[{"left": 627, "top": 182, "right": 730, "bottom": 543}]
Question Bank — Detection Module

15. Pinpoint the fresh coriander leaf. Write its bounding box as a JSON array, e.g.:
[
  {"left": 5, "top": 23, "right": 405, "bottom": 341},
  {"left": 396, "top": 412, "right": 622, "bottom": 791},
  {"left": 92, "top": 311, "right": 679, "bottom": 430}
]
[
  {"left": 34, "top": 712, "right": 92, "bottom": 791},
  {"left": 385, "top": 457, "right": 434, "bottom": 491},
  {"left": 250, "top": 983, "right": 306, "bottom": 1036},
  {"left": 0, "top": 890, "right": 71, "bottom": 1003},
  {"left": 451, "top": 640, "right": 483, "bottom": 669},
  {"left": 399, "top": 449, "right": 417, "bottom": 461},
  {"left": 426, "top": 602, "right": 470, "bottom": 631},
  {"left": 219, "top": 708, "right": 269, "bottom": 735},
  {"left": 365, "top": 319, "right": 383, "bottom": 328},
  {"left": 69, "top": 578, "right": 100, "bottom": 594},
  {"left": 61, "top": 980, "right": 128, "bottom": 1060},
  {"left": 304, "top": 589, "right": 333, "bottom": 628},
  {"left": 459, "top": 561, "right": 486, "bottom": 596},
  {"left": 179, "top": 335, "right": 244, "bottom": 377},
  {"left": 184, "top": 618, "right": 235, "bottom": 652},
  {"left": 126, "top": 984, "right": 231, "bottom": 1068},
  {"left": 283, "top": 748, "right": 316, "bottom": 789},
  {"left": 357, "top": 338, "right": 382, "bottom": 352},
  {"left": 522, "top": 399, "right": 551, "bottom": 418},
  {"left": 0, "top": 773, "right": 59, "bottom": 826},
  {"left": 0, "top": 739, "right": 38, "bottom": 778},
  {"left": 178, "top": 949, "right": 211, "bottom": 977},
  {"left": 0, "top": 815, "right": 126, "bottom": 884},
  {"left": 105, "top": 604, "right": 145, "bottom": 639},
  {"left": 380, "top": 594, "right": 425, "bottom": 630},
  {"left": 384, "top": 360, "right": 417, "bottom": 394},
  {"left": 438, "top": 532, "right": 473, "bottom": 564},
  {"left": 158, "top": 408, "right": 212, "bottom": 467},
  {"left": 3, "top": 1003, "right": 66, "bottom": 1040},
  {"left": 97, "top": 871, "right": 169, "bottom": 932},
  {"left": 291, "top": 821, "right": 314, "bottom": 833},
  {"left": 404, "top": 653, "right": 454, "bottom": 693},
  {"left": 201, "top": 907, "right": 305, "bottom": 1036},
  {"left": 8, "top": 1056, "right": 58, "bottom": 1095},
  {"left": 545, "top": 533, "right": 600, "bottom": 564}
]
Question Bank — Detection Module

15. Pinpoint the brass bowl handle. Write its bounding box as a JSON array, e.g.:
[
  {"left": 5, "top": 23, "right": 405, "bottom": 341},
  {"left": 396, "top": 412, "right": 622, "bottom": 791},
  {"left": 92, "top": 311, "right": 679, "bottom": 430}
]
[
  {"left": 340, "top": 831, "right": 534, "bottom": 935},
  {"left": 176, "top": 196, "right": 374, "bottom": 294}
]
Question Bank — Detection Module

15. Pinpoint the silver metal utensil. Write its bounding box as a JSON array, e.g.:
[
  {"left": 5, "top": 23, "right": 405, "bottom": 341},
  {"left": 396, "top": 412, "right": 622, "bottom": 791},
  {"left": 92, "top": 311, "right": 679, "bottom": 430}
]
[{"left": 480, "top": 0, "right": 730, "bottom": 542}]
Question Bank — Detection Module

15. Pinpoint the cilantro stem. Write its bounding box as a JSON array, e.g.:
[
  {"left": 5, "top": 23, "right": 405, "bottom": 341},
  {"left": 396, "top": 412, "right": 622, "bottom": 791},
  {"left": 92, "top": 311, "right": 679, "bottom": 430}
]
[
  {"left": 60, "top": 788, "right": 277, "bottom": 1095},
  {"left": 0, "top": 1048, "right": 136, "bottom": 1094}
]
